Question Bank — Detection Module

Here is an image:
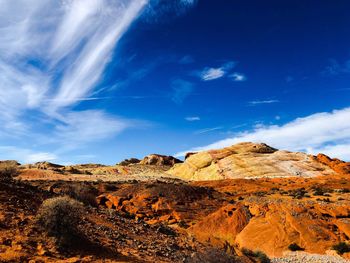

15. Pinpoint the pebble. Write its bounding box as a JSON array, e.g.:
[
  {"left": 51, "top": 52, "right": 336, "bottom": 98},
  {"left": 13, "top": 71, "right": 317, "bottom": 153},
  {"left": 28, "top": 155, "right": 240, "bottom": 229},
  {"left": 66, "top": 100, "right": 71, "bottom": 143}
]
[{"left": 271, "top": 252, "right": 350, "bottom": 263}]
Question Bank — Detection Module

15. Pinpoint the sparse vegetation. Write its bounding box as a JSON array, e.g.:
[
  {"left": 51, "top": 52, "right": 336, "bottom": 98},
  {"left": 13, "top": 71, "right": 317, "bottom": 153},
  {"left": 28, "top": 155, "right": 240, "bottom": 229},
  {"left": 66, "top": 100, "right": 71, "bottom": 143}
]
[
  {"left": 185, "top": 248, "right": 239, "bottom": 263},
  {"left": 312, "top": 186, "right": 333, "bottom": 196},
  {"left": 0, "top": 161, "right": 19, "bottom": 181},
  {"left": 36, "top": 196, "right": 84, "bottom": 247},
  {"left": 65, "top": 184, "right": 98, "bottom": 207},
  {"left": 332, "top": 242, "right": 350, "bottom": 255},
  {"left": 242, "top": 248, "right": 271, "bottom": 263},
  {"left": 288, "top": 188, "right": 308, "bottom": 199},
  {"left": 288, "top": 243, "right": 304, "bottom": 251}
]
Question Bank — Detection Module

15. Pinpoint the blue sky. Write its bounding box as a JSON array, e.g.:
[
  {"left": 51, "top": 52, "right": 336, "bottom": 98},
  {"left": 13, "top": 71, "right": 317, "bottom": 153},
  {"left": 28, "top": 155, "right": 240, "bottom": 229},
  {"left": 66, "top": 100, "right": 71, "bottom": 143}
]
[{"left": 0, "top": 0, "right": 350, "bottom": 164}]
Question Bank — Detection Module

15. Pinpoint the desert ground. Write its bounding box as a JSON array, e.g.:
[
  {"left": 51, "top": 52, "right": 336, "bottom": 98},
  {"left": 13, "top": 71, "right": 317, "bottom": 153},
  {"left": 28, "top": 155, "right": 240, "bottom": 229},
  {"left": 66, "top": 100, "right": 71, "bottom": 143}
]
[{"left": 1, "top": 143, "right": 350, "bottom": 262}]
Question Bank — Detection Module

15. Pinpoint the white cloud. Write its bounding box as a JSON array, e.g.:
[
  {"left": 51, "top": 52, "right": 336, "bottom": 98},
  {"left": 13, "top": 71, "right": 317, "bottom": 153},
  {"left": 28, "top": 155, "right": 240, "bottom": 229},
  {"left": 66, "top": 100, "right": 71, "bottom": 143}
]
[
  {"left": 199, "top": 62, "right": 236, "bottom": 81},
  {"left": 54, "top": 110, "right": 130, "bottom": 146},
  {"left": 201, "top": 68, "right": 225, "bottom": 81},
  {"left": 176, "top": 107, "right": 350, "bottom": 160},
  {"left": 230, "top": 72, "right": 246, "bottom": 82},
  {"left": 50, "top": 0, "right": 148, "bottom": 110},
  {"left": 26, "top": 152, "right": 58, "bottom": 163},
  {"left": 185, "top": 116, "right": 200, "bottom": 121},
  {"left": 248, "top": 100, "right": 279, "bottom": 106},
  {"left": 0, "top": 0, "right": 157, "bottom": 163},
  {"left": 0, "top": 146, "right": 57, "bottom": 164},
  {"left": 0, "top": 0, "right": 148, "bottom": 116}
]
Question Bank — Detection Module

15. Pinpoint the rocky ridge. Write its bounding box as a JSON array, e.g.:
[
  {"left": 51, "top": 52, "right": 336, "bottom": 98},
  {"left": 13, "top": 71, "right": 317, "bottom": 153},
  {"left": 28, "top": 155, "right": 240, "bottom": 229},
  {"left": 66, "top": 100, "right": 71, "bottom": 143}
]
[{"left": 168, "top": 142, "right": 337, "bottom": 180}]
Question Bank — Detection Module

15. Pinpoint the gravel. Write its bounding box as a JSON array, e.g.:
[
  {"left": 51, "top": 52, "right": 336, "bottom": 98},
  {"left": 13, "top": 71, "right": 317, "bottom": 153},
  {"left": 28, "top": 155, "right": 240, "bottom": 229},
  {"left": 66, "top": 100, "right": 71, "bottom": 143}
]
[{"left": 271, "top": 252, "right": 350, "bottom": 263}]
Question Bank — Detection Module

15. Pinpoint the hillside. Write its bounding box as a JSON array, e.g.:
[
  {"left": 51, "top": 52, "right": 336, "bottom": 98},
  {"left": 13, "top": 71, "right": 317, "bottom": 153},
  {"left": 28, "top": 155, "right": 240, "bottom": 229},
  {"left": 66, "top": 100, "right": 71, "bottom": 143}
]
[
  {"left": 1, "top": 143, "right": 350, "bottom": 262},
  {"left": 168, "top": 142, "right": 341, "bottom": 180}
]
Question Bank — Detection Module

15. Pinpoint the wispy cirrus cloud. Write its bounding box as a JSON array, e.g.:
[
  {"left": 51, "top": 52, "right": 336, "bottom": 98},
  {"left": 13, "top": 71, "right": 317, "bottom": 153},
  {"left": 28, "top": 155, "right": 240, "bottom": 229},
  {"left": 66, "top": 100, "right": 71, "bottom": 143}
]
[
  {"left": 323, "top": 58, "right": 350, "bottom": 76},
  {"left": 0, "top": 0, "right": 174, "bottom": 163},
  {"left": 179, "top": 55, "right": 195, "bottom": 64},
  {"left": 0, "top": 0, "right": 148, "bottom": 113},
  {"left": 142, "top": 0, "right": 198, "bottom": 22},
  {"left": 194, "top": 126, "right": 223, "bottom": 134},
  {"left": 176, "top": 107, "right": 350, "bottom": 160},
  {"left": 185, "top": 116, "right": 200, "bottom": 121},
  {"left": 0, "top": 146, "right": 57, "bottom": 164},
  {"left": 171, "top": 79, "right": 194, "bottom": 104},
  {"left": 248, "top": 100, "right": 279, "bottom": 106}
]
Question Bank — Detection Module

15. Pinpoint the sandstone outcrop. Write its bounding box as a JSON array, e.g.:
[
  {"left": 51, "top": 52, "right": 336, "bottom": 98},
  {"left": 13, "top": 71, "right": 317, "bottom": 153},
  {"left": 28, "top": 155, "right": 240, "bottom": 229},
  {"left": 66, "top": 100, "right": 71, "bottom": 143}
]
[
  {"left": 118, "top": 158, "right": 140, "bottom": 166},
  {"left": 315, "top": 154, "right": 350, "bottom": 175},
  {"left": 24, "top": 161, "right": 64, "bottom": 170},
  {"left": 140, "top": 154, "right": 182, "bottom": 166},
  {"left": 190, "top": 197, "right": 350, "bottom": 257},
  {"left": 168, "top": 142, "right": 336, "bottom": 180},
  {"left": 97, "top": 182, "right": 224, "bottom": 224},
  {"left": 98, "top": 174, "right": 350, "bottom": 258}
]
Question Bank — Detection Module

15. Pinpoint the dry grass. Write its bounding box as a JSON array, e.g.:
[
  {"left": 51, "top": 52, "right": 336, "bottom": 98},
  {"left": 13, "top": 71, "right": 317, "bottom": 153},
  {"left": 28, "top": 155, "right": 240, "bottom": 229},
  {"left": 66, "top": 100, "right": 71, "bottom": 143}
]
[{"left": 0, "top": 161, "right": 19, "bottom": 181}]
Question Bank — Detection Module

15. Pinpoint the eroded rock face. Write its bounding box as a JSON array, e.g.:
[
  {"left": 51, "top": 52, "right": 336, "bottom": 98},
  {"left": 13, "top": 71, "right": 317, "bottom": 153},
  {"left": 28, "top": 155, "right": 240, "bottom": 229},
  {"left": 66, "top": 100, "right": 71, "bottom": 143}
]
[
  {"left": 97, "top": 182, "right": 225, "bottom": 225},
  {"left": 315, "top": 154, "right": 350, "bottom": 175},
  {"left": 190, "top": 197, "right": 350, "bottom": 257},
  {"left": 97, "top": 175, "right": 350, "bottom": 258},
  {"left": 140, "top": 154, "right": 182, "bottom": 166},
  {"left": 168, "top": 142, "right": 336, "bottom": 180}
]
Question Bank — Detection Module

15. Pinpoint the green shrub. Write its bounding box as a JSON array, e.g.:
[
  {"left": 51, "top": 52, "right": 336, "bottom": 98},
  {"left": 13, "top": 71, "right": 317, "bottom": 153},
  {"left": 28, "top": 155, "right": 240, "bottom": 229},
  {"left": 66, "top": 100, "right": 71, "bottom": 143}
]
[
  {"left": 332, "top": 242, "right": 350, "bottom": 255},
  {"left": 36, "top": 196, "right": 84, "bottom": 247}
]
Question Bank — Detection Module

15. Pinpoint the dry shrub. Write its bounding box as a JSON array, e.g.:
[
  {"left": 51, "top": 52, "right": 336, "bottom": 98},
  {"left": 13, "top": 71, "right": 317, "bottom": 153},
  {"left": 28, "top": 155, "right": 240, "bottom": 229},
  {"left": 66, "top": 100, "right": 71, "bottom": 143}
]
[
  {"left": 65, "top": 184, "right": 98, "bottom": 207},
  {"left": 332, "top": 242, "right": 350, "bottom": 255},
  {"left": 242, "top": 248, "right": 270, "bottom": 263},
  {"left": 0, "top": 161, "right": 19, "bottom": 181},
  {"left": 36, "top": 196, "right": 84, "bottom": 246},
  {"left": 288, "top": 243, "right": 304, "bottom": 251},
  {"left": 185, "top": 248, "right": 239, "bottom": 263}
]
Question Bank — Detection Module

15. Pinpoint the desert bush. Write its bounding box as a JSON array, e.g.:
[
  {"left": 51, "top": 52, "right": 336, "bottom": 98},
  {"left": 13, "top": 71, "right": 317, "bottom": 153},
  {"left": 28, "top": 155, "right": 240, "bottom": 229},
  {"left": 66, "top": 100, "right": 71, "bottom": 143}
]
[
  {"left": 185, "top": 248, "right": 239, "bottom": 263},
  {"left": 242, "top": 248, "right": 270, "bottom": 263},
  {"left": 288, "top": 188, "right": 308, "bottom": 199},
  {"left": 0, "top": 161, "right": 19, "bottom": 181},
  {"left": 36, "top": 196, "right": 84, "bottom": 246},
  {"left": 65, "top": 184, "right": 98, "bottom": 207},
  {"left": 288, "top": 243, "right": 304, "bottom": 251},
  {"left": 332, "top": 242, "right": 350, "bottom": 255},
  {"left": 312, "top": 186, "right": 333, "bottom": 196}
]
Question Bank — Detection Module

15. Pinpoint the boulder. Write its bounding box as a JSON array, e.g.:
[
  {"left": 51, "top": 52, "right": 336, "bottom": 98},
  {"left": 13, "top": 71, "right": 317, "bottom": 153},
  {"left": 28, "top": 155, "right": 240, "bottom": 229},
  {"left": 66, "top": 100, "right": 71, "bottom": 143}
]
[{"left": 118, "top": 158, "right": 140, "bottom": 166}]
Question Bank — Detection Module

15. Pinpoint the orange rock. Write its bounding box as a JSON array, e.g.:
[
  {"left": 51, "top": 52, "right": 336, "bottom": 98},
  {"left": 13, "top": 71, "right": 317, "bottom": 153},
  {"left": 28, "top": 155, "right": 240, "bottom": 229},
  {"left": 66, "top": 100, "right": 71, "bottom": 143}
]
[
  {"left": 315, "top": 153, "right": 350, "bottom": 175},
  {"left": 189, "top": 204, "right": 251, "bottom": 246}
]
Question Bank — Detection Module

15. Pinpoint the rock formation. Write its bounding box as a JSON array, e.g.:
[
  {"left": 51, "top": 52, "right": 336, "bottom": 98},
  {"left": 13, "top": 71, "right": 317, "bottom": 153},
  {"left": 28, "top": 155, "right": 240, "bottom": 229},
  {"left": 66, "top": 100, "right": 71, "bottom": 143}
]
[
  {"left": 140, "top": 154, "right": 182, "bottom": 166},
  {"left": 24, "top": 161, "right": 64, "bottom": 170},
  {"left": 315, "top": 153, "right": 350, "bottom": 175},
  {"left": 118, "top": 158, "right": 140, "bottom": 166},
  {"left": 168, "top": 142, "right": 336, "bottom": 180}
]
